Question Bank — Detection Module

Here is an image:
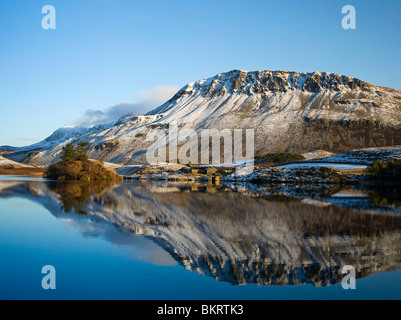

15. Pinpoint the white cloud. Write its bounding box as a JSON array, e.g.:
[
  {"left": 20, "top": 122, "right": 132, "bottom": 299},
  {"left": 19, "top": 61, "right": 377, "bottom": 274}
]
[{"left": 71, "top": 85, "right": 179, "bottom": 127}]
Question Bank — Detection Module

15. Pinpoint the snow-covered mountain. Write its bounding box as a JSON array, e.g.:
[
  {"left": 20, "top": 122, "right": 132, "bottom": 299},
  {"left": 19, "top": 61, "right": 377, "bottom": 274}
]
[{"left": 2, "top": 70, "right": 401, "bottom": 166}]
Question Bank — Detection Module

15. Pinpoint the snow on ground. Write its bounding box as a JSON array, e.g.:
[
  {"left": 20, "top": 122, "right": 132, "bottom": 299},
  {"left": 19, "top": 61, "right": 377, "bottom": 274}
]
[
  {"left": 301, "top": 150, "right": 336, "bottom": 161},
  {"left": 102, "top": 161, "right": 123, "bottom": 170},
  {"left": 0, "top": 156, "right": 33, "bottom": 168},
  {"left": 319, "top": 146, "right": 401, "bottom": 164}
]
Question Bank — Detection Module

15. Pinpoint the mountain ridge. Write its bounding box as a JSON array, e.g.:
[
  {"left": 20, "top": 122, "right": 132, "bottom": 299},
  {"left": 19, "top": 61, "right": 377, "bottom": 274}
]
[{"left": 2, "top": 69, "right": 401, "bottom": 166}]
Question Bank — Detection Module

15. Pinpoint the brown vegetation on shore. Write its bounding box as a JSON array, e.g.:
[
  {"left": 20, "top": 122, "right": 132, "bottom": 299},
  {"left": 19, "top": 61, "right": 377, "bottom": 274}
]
[
  {"left": 45, "top": 143, "right": 123, "bottom": 181},
  {"left": 0, "top": 167, "right": 47, "bottom": 176},
  {"left": 46, "top": 160, "right": 123, "bottom": 181}
]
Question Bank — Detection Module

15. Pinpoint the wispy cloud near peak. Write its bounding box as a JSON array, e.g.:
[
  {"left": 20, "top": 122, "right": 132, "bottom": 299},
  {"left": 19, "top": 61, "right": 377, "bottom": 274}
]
[{"left": 70, "top": 85, "right": 179, "bottom": 127}]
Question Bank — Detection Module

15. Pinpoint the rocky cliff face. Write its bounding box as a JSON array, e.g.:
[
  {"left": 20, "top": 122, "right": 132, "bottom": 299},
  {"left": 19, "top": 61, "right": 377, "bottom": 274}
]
[
  {"left": 2, "top": 180, "right": 401, "bottom": 286},
  {"left": 153, "top": 70, "right": 374, "bottom": 104},
  {"left": 3, "top": 70, "right": 401, "bottom": 166}
]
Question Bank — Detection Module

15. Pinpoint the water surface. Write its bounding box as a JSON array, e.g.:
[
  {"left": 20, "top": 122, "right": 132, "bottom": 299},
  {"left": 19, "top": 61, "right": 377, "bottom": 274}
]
[
  {"left": 1, "top": 176, "right": 401, "bottom": 299},
  {"left": 278, "top": 162, "right": 367, "bottom": 170}
]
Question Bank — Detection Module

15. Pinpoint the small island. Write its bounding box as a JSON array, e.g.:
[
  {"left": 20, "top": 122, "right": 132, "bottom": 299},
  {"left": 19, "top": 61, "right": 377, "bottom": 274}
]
[{"left": 46, "top": 143, "right": 123, "bottom": 181}]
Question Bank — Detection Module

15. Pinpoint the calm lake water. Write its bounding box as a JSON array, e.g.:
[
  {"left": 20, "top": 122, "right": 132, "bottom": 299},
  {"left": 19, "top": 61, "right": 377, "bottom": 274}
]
[
  {"left": 278, "top": 162, "right": 367, "bottom": 170},
  {"left": 1, "top": 176, "right": 401, "bottom": 300}
]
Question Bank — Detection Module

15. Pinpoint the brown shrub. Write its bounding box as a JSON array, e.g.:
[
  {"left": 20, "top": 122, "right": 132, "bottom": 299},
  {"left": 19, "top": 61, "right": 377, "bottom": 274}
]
[{"left": 46, "top": 160, "right": 123, "bottom": 181}]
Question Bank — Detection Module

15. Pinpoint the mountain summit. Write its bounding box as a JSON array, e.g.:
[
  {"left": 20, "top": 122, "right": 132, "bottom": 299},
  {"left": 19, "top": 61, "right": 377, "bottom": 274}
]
[
  {"left": 2, "top": 70, "right": 401, "bottom": 166},
  {"left": 152, "top": 69, "right": 372, "bottom": 109}
]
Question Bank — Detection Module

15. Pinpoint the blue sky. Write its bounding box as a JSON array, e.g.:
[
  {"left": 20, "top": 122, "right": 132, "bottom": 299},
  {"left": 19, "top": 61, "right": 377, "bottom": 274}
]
[{"left": 0, "top": 0, "right": 400, "bottom": 146}]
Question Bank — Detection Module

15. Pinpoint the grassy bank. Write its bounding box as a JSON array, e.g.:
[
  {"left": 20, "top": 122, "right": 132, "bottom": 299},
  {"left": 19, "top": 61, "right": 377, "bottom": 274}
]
[{"left": 0, "top": 167, "right": 47, "bottom": 176}]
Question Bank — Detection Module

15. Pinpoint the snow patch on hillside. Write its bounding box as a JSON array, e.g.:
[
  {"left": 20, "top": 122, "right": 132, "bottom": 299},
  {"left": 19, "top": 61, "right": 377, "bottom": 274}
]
[
  {"left": 0, "top": 156, "right": 34, "bottom": 168},
  {"left": 301, "top": 150, "right": 336, "bottom": 161}
]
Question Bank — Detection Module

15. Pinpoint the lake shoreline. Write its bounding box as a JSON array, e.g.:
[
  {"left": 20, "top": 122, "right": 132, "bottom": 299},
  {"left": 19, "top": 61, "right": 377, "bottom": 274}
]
[{"left": 2, "top": 161, "right": 401, "bottom": 190}]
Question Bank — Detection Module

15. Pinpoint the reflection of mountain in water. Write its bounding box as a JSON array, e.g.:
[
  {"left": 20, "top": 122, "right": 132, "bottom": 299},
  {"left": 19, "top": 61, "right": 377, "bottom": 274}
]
[{"left": 1, "top": 179, "right": 401, "bottom": 287}]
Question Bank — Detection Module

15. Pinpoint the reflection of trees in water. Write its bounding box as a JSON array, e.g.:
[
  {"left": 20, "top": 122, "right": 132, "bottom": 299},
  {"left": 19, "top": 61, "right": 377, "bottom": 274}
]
[
  {"left": 47, "top": 180, "right": 119, "bottom": 214},
  {"left": 368, "top": 187, "right": 401, "bottom": 207}
]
